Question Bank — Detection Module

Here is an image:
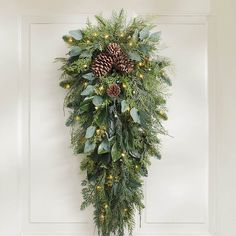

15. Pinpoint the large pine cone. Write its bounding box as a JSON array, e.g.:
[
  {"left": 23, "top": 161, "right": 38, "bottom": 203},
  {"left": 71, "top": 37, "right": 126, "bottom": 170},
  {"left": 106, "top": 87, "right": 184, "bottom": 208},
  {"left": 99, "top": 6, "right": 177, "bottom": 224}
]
[
  {"left": 114, "top": 51, "right": 134, "bottom": 73},
  {"left": 107, "top": 84, "right": 121, "bottom": 97},
  {"left": 91, "top": 53, "right": 113, "bottom": 77},
  {"left": 106, "top": 43, "right": 122, "bottom": 57}
]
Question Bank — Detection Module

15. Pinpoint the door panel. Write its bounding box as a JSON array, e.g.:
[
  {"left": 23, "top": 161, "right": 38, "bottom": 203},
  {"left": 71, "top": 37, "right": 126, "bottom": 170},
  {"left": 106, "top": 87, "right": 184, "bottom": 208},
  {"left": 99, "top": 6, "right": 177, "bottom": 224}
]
[{"left": 19, "top": 15, "right": 210, "bottom": 236}]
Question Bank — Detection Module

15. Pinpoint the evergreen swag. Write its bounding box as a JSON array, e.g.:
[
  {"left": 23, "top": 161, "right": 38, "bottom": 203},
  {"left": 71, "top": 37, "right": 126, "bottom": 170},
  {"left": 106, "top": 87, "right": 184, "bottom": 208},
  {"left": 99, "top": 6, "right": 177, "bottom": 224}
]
[{"left": 57, "top": 10, "right": 171, "bottom": 236}]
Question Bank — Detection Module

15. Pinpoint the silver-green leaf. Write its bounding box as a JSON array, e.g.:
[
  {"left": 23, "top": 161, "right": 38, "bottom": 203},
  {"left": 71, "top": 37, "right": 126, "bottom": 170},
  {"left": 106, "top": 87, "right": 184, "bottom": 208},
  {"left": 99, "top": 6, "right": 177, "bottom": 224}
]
[
  {"left": 69, "top": 30, "right": 83, "bottom": 40},
  {"left": 81, "top": 85, "right": 94, "bottom": 96},
  {"left": 111, "top": 143, "right": 122, "bottom": 162},
  {"left": 121, "top": 100, "right": 129, "bottom": 113},
  {"left": 98, "top": 140, "right": 110, "bottom": 154},
  {"left": 130, "top": 107, "right": 141, "bottom": 124},
  {"left": 82, "top": 73, "right": 94, "bottom": 81},
  {"left": 92, "top": 96, "right": 103, "bottom": 106},
  {"left": 69, "top": 46, "right": 82, "bottom": 57},
  {"left": 139, "top": 27, "right": 150, "bottom": 40},
  {"left": 128, "top": 52, "right": 141, "bottom": 61},
  {"left": 85, "top": 126, "right": 96, "bottom": 139},
  {"left": 150, "top": 31, "right": 161, "bottom": 41},
  {"left": 84, "top": 140, "right": 96, "bottom": 153}
]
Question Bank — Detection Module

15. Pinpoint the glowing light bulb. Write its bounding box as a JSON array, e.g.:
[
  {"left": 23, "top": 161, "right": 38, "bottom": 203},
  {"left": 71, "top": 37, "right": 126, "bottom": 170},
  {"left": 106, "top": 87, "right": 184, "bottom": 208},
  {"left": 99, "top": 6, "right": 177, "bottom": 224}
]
[
  {"left": 75, "top": 116, "right": 80, "bottom": 121},
  {"left": 68, "top": 37, "right": 73, "bottom": 43}
]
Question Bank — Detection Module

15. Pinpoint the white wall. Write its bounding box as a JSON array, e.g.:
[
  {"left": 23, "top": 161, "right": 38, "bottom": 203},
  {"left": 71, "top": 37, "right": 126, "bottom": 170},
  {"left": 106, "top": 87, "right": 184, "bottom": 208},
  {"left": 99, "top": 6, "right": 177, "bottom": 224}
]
[{"left": 208, "top": 1, "right": 236, "bottom": 235}]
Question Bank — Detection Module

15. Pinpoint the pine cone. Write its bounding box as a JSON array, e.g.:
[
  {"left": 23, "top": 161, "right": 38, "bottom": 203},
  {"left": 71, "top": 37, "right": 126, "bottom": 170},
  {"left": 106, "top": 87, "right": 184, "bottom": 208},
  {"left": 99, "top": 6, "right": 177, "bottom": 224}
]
[
  {"left": 92, "top": 53, "right": 113, "bottom": 77},
  {"left": 114, "top": 51, "right": 134, "bottom": 73},
  {"left": 107, "top": 84, "right": 121, "bottom": 97},
  {"left": 106, "top": 43, "right": 122, "bottom": 57}
]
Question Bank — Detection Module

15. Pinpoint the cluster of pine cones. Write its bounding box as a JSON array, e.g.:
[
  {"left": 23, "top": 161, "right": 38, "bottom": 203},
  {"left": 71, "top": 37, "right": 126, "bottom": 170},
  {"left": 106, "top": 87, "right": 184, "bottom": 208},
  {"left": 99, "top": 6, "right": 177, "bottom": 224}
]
[{"left": 92, "top": 43, "right": 134, "bottom": 77}]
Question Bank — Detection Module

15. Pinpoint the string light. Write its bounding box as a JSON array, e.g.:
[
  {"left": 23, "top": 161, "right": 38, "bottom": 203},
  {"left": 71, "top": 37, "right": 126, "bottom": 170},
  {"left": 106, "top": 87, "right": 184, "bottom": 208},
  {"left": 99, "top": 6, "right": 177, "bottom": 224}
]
[
  {"left": 93, "top": 32, "right": 98, "bottom": 37},
  {"left": 121, "top": 153, "right": 125, "bottom": 157},
  {"left": 86, "top": 40, "right": 90, "bottom": 44},
  {"left": 96, "top": 185, "right": 102, "bottom": 190},
  {"left": 75, "top": 115, "right": 80, "bottom": 121},
  {"left": 99, "top": 85, "right": 104, "bottom": 91},
  {"left": 104, "top": 34, "right": 109, "bottom": 39},
  {"left": 138, "top": 62, "right": 143, "bottom": 66},
  {"left": 96, "top": 129, "right": 101, "bottom": 134},
  {"left": 120, "top": 33, "right": 124, "bottom": 37},
  {"left": 68, "top": 37, "right": 73, "bottom": 43},
  {"left": 84, "top": 82, "right": 88, "bottom": 86},
  {"left": 124, "top": 208, "right": 128, "bottom": 212},
  {"left": 139, "top": 74, "right": 144, "bottom": 79},
  {"left": 129, "top": 41, "right": 133, "bottom": 46},
  {"left": 95, "top": 106, "right": 99, "bottom": 110},
  {"left": 83, "top": 64, "right": 88, "bottom": 68},
  {"left": 133, "top": 91, "right": 136, "bottom": 94},
  {"left": 107, "top": 175, "right": 113, "bottom": 180},
  {"left": 104, "top": 204, "right": 108, "bottom": 209},
  {"left": 159, "top": 111, "right": 165, "bottom": 116},
  {"left": 65, "top": 84, "right": 70, "bottom": 89},
  {"left": 114, "top": 114, "right": 118, "bottom": 118},
  {"left": 135, "top": 165, "right": 139, "bottom": 169},
  {"left": 122, "top": 84, "right": 126, "bottom": 88}
]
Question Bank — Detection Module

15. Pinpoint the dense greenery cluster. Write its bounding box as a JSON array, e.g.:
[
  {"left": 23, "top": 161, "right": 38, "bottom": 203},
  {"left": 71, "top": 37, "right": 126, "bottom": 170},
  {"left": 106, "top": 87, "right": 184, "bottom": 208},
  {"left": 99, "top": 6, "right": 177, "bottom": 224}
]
[{"left": 57, "top": 10, "right": 171, "bottom": 236}]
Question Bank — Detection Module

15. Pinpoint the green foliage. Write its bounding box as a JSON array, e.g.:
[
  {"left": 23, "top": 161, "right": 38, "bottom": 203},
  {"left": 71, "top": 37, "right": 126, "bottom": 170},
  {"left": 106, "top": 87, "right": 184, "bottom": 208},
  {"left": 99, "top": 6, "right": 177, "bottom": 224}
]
[{"left": 57, "top": 9, "right": 171, "bottom": 236}]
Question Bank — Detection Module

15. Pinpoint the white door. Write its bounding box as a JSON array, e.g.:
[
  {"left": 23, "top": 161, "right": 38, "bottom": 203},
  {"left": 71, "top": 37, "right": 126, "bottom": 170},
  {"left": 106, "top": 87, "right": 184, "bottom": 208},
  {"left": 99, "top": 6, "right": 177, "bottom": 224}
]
[{"left": 1, "top": 1, "right": 235, "bottom": 236}]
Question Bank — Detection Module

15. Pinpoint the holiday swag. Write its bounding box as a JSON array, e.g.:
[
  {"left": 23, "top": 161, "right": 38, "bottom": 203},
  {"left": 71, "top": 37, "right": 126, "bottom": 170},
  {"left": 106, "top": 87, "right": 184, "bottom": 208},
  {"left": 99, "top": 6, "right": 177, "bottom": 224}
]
[{"left": 57, "top": 10, "right": 171, "bottom": 236}]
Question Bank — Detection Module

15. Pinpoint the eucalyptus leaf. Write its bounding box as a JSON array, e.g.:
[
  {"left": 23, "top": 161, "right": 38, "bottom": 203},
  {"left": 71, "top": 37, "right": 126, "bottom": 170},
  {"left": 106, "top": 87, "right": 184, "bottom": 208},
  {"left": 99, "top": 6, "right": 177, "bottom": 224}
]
[
  {"left": 139, "top": 27, "right": 150, "bottom": 40},
  {"left": 129, "top": 150, "right": 141, "bottom": 158},
  {"left": 84, "top": 140, "right": 96, "bottom": 153},
  {"left": 92, "top": 96, "right": 103, "bottom": 106},
  {"left": 160, "top": 75, "right": 172, "bottom": 86},
  {"left": 132, "top": 29, "right": 139, "bottom": 39},
  {"left": 69, "top": 29, "right": 83, "bottom": 40},
  {"left": 130, "top": 107, "right": 141, "bottom": 124},
  {"left": 121, "top": 100, "right": 129, "bottom": 113},
  {"left": 98, "top": 139, "right": 110, "bottom": 154},
  {"left": 139, "top": 44, "right": 152, "bottom": 55},
  {"left": 69, "top": 46, "right": 82, "bottom": 57},
  {"left": 82, "top": 73, "right": 95, "bottom": 81},
  {"left": 85, "top": 126, "right": 96, "bottom": 138},
  {"left": 150, "top": 31, "right": 161, "bottom": 41},
  {"left": 80, "top": 50, "right": 92, "bottom": 58},
  {"left": 128, "top": 52, "right": 141, "bottom": 61},
  {"left": 111, "top": 143, "right": 122, "bottom": 162},
  {"left": 81, "top": 85, "right": 94, "bottom": 96}
]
